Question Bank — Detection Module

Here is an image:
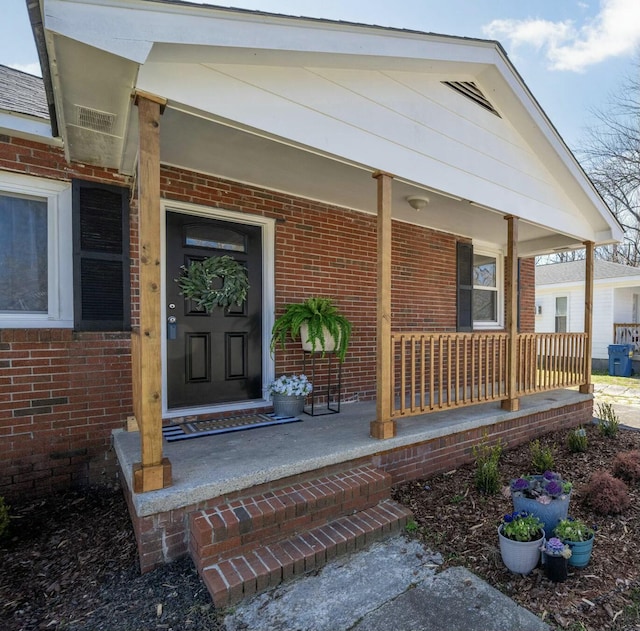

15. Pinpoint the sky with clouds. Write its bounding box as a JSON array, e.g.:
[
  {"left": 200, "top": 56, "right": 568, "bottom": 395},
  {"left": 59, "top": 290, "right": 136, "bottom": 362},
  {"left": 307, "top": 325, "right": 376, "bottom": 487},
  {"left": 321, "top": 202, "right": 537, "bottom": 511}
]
[{"left": 3, "top": 0, "right": 639, "bottom": 150}]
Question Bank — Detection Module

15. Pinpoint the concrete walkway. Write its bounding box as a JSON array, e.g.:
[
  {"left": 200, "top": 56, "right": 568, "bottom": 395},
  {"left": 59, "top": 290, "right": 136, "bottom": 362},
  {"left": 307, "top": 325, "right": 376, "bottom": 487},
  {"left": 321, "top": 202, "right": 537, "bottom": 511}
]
[
  {"left": 593, "top": 380, "right": 640, "bottom": 430},
  {"left": 224, "top": 536, "right": 550, "bottom": 631}
]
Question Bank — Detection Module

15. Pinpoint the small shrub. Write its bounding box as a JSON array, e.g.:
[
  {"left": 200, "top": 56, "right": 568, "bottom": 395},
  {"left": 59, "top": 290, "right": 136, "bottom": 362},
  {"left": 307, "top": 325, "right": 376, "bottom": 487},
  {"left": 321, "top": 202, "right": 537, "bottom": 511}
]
[
  {"left": 530, "top": 439, "right": 554, "bottom": 472},
  {"left": 597, "top": 402, "right": 620, "bottom": 437},
  {"left": 405, "top": 519, "right": 419, "bottom": 534},
  {"left": 472, "top": 435, "right": 502, "bottom": 495},
  {"left": 0, "top": 497, "right": 9, "bottom": 539},
  {"left": 612, "top": 450, "right": 640, "bottom": 484},
  {"left": 567, "top": 427, "right": 588, "bottom": 453},
  {"left": 583, "top": 470, "right": 630, "bottom": 515}
]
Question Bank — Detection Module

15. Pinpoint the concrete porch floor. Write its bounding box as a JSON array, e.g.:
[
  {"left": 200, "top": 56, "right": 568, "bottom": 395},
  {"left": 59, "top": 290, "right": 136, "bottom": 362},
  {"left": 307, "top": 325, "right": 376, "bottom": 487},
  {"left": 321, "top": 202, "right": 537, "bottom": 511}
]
[{"left": 113, "top": 388, "right": 591, "bottom": 518}]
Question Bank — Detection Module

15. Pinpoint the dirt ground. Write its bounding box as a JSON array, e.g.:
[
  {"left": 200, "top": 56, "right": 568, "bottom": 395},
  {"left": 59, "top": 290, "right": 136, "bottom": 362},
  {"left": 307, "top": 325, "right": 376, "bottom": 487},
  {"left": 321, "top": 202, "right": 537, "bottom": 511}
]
[
  {"left": 393, "top": 424, "right": 640, "bottom": 631},
  {"left": 2, "top": 423, "right": 640, "bottom": 631}
]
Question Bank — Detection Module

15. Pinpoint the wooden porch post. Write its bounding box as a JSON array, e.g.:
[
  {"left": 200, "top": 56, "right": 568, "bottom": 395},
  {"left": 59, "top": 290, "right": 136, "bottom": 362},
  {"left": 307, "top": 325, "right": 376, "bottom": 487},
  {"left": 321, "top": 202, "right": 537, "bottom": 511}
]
[
  {"left": 501, "top": 215, "right": 520, "bottom": 412},
  {"left": 580, "top": 241, "right": 595, "bottom": 394},
  {"left": 370, "top": 171, "right": 396, "bottom": 439},
  {"left": 132, "top": 91, "right": 172, "bottom": 493}
]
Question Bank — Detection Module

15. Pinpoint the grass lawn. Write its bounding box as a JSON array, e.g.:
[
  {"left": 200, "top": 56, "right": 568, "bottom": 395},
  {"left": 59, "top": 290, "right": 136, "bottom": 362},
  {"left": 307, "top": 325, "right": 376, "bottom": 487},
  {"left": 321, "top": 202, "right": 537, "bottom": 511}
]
[{"left": 591, "top": 371, "right": 640, "bottom": 388}]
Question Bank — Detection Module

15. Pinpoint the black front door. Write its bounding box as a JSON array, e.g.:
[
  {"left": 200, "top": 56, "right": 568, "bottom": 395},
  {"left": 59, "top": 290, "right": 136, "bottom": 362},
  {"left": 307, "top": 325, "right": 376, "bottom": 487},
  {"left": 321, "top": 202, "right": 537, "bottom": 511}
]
[{"left": 166, "top": 211, "right": 262, "bottom": 409}]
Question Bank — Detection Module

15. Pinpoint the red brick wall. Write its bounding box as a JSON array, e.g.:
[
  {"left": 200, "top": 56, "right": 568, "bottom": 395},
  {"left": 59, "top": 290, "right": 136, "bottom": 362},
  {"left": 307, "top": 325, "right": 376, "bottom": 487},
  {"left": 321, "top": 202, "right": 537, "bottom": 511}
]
[
  {"left": 374, "top": 399, "right": 592, "bottom": 484},
  {"left": 160, "top": 166, "right": 463, "bottom": 401},
  {"left": 0, "top": 329, "right": 131, "bottom": 497},
  {"left": 519, "top": 257, "right": 536, "bottom": 333}
]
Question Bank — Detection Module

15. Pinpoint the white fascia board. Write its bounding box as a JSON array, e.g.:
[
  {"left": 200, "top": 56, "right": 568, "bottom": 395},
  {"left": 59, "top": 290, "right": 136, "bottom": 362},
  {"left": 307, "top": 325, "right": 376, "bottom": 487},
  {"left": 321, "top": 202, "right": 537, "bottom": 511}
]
[
  {"left": 538, "top": 277, "right": 640, "bottom": 291},
  {"left": 45, "top": 0, "right": 153, "bottom": 63},
  {"left": 44, "top": 0, "right": 497, "bottom": 66},
  {"left": 0, "top": 111, "right": 62, "bottom": 146}
]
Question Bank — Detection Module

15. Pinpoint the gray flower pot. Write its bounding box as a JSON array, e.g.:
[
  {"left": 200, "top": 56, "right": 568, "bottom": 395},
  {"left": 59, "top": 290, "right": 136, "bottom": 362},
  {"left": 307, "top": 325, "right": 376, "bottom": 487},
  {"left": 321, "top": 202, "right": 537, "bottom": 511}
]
[{"left": 272, "top": 394, "right": 305, "bottom": 417}]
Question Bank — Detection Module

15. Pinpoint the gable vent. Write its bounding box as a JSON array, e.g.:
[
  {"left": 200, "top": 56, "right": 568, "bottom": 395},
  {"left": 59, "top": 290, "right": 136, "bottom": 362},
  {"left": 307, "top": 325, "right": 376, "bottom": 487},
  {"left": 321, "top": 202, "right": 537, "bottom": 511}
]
[
  {"left": 442, "top": 81, "right": 500, "bottom": 117},
  {"left": 76, "top": 105, "right": 116, "bottom": 134}
]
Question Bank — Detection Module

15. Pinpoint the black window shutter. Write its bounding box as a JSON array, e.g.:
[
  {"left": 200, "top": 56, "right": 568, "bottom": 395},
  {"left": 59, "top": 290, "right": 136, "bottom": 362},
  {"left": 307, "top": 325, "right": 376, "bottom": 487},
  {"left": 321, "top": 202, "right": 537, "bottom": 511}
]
[
  {"left": 73, "top": 180, "right": 130, "bottom": 331},
  {"left": 457, "top": 241, "right": 473, "bottom": 332}
]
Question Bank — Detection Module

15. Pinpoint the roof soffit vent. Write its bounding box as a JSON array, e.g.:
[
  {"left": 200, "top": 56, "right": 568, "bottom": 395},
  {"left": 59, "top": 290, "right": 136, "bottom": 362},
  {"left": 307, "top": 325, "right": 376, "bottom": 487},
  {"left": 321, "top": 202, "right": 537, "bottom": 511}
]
[
  {"left": 442, "top": 81, "right": 500, "bottom": 117},
  {"left": 75, "top": 105, "right": 117, "bottom": 134}
]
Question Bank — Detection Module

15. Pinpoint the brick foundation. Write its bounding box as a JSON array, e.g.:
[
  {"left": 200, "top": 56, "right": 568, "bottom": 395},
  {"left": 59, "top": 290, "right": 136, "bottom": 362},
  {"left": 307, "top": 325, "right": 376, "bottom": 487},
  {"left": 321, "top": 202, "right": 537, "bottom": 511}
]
[{"left": 373, "top": 399, "right": 592, "bottom": 485}]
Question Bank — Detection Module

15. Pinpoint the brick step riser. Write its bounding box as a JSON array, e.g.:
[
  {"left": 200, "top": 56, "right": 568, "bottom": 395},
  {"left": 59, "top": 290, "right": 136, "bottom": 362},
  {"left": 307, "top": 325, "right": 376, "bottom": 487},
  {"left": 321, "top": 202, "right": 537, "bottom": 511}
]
[
  {"left": 191, "top": 487, "right": 391, "bottom": 570},
  {"left": 201, "top": 499, "right": 413, "bottom": 608},
  {"left": 189, "top": 465, "right": 391, "bottom": 569}
]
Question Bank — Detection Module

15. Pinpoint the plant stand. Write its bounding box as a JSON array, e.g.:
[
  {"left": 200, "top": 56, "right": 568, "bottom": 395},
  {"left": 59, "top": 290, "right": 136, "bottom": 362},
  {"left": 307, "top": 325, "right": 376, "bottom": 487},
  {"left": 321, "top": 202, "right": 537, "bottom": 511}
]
[{"left": 302, "top": 351, "right": 341, "bottom": 416}]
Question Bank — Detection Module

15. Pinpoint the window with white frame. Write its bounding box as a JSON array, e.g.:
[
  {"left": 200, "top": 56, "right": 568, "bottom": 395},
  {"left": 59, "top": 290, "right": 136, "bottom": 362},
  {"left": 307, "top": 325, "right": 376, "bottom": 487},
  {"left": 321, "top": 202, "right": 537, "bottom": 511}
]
[
  {"left": 555, "top": 296, "right": 568, "bottom": 333},
  {"left": 0, "top": 173, "right": 72, "bottom": 327},
  {"left": 0, "top": 193, "right": 48, "bottom": 312},
  {"left": 472, "top": 249, "right": 502, "bottom": 328}
]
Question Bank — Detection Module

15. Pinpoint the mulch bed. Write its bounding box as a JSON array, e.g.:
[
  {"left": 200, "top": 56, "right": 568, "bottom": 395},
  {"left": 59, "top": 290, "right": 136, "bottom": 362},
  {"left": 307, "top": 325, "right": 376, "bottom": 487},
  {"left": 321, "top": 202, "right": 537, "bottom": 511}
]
[
  {"left": 392, "top": 424, "right": 640, "bottom": 631},
  {"left": 0, "top": 488, "right": 223, "bottom": 631}
]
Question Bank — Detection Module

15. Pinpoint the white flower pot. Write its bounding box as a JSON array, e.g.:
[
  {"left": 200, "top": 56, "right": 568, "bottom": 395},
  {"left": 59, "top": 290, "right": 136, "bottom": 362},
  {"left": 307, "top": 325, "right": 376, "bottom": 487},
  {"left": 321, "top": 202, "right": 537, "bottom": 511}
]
[
  {"left": 300, "top": 323, "right": 338, "bottom": 353},
  {"left": 498, "top": 525, "right": 544, "bottom": 575}
]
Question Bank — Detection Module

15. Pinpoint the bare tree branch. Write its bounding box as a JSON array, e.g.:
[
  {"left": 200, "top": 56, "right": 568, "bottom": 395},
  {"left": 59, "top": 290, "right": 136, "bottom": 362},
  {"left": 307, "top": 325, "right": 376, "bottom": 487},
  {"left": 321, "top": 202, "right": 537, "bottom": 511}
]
[{"left": 574, "top": 59, "right": 640, "bottom": 267}]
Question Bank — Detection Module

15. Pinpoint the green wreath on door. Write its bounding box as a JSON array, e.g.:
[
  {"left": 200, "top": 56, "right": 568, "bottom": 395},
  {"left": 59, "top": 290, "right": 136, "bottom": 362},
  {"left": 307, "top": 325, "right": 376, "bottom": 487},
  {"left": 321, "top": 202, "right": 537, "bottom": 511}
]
[{"left": 177, "top": 255, "right": 249, "bottom": 313}]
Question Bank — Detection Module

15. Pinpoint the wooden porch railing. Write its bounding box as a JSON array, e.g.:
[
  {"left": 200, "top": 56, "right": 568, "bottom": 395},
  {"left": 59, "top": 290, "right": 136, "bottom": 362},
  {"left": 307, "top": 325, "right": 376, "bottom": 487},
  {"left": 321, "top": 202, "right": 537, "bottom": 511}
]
[
  {"left": 614, "top": 323, "right": 640, "bottom": 353},
  {"left": 515, "top": 333, "right": 587, "bottom": 395},
  {"left": 391, "top": 332, "right": 587, "bottom": 418}
]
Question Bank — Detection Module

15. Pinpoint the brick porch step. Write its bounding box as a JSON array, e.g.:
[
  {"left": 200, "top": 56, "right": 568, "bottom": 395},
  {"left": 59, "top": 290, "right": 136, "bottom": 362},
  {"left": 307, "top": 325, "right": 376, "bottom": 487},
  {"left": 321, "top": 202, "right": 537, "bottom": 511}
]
[
  {"left": 201, "top": 498, "right": 412, "bottom": 607},
  {"left": 189, "top": 464, "right": 392, "bottom": 571}
]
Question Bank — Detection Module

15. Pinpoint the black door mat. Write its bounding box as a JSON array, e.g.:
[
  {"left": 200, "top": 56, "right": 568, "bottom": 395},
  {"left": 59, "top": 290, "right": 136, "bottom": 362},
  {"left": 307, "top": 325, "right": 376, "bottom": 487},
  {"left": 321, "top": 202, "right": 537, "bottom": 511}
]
[{"left": 162, "top": 412, "right": 302, "bottom": 442}]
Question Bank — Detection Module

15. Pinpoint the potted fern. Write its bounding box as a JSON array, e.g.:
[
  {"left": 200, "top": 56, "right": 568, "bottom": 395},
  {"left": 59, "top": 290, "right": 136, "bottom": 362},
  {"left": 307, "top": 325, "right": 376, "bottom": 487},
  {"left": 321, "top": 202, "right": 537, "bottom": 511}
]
[{"left": 270, "top": 297, "right": 352, "bottom": 362}]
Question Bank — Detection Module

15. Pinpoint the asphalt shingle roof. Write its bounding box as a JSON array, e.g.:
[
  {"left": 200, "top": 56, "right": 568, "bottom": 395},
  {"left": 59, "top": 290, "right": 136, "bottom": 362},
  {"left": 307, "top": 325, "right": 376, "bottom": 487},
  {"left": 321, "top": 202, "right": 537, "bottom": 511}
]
[
  {"left": 536, "top": 260, "right": 640, "bottom": 285},
  {"left": 0, "top": 64, "right": 48, "bottom": 120}
]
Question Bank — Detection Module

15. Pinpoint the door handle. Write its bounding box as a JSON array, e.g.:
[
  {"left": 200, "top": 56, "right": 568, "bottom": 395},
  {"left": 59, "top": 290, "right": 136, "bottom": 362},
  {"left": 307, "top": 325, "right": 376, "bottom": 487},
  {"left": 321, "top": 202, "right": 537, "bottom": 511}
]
[{"left": 167, "top": 316, "right": 177, "bottom": 340}]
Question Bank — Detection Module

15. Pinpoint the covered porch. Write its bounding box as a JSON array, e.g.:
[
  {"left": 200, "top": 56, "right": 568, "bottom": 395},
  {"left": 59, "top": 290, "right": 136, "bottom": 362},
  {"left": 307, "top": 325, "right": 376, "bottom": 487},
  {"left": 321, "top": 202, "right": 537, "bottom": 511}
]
[{"left": 113, "top": 386, "right": 592, "bottom": 572}]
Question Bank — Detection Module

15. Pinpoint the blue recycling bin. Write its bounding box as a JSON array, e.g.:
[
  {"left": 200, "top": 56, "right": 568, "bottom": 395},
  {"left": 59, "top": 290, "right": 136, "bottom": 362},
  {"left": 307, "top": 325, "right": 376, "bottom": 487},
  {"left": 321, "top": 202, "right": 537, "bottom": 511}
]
[{"left": 608, "top": 344, "right": 634, "bottom": 377}]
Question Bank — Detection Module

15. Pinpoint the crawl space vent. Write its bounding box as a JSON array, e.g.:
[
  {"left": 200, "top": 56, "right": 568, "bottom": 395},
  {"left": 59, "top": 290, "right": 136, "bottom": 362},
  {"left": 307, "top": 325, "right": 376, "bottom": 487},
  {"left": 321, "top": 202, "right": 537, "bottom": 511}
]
[
  {"left": 76, "top": 105, "right": 116, "bottom": 134},
  {"left": 442, "top": 81, "right": 500, "bottom": 117}
]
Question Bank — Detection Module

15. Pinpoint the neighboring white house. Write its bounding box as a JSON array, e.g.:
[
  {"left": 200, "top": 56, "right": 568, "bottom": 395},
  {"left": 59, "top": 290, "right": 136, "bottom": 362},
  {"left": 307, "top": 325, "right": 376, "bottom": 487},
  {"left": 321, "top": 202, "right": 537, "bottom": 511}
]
[{"left": 536, "top": 260, "right": 640, "bottom": 370}]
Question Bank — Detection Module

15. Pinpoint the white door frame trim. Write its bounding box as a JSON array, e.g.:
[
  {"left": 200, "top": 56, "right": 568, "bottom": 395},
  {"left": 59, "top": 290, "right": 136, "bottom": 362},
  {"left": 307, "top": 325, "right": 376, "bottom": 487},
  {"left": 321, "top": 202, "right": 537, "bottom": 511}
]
[{"left": 160, "top": 199, "right": 276, "bottom": 418}]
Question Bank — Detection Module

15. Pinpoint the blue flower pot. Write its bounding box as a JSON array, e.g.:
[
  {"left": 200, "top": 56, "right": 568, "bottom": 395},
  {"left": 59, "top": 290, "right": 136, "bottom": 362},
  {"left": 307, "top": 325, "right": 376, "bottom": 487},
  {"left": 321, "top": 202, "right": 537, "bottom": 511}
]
[
  {"left": 512, "top": 489, "right": 571, "bottom": 538},
  {"left": 565, "top": 534, "right": 594, "bottom": 568}
]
